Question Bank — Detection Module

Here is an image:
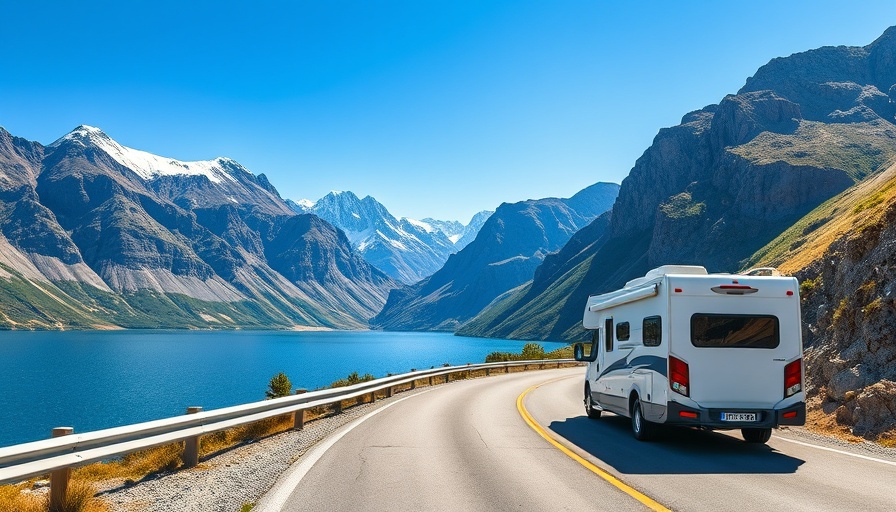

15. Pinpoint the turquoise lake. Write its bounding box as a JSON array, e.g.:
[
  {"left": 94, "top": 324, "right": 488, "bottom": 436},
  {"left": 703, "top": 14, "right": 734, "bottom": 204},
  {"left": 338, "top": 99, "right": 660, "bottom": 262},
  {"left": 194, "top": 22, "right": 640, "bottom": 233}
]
[{"left": 0, "top": 330, "right": 557, "bottom": 447}]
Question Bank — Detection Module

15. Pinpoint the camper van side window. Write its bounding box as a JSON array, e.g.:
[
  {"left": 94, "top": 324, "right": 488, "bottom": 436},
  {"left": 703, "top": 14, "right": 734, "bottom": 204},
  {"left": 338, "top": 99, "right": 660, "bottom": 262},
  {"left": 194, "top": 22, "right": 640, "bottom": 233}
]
[
  {"left": 616, "top": 322, "right": 630, "bottom": 341},
  {"left": 643, "top": 316, "right": 661, "bottom": 347},
  {"left": 605, "top": 318, "right": 614, "bottom": 352}
]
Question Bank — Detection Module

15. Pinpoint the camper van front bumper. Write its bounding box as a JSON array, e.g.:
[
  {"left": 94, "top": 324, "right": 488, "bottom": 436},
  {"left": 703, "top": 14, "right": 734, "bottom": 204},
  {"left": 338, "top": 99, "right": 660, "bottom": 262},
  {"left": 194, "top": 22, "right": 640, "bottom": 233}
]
[{"left": 666, "top": 401, "right": 805, "bottom": 428}]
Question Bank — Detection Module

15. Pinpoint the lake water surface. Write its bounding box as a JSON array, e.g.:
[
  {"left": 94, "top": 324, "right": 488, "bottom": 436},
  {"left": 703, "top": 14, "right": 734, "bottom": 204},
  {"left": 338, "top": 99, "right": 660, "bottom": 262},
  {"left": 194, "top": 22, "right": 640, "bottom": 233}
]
[{"left": 0, "top": 330, "right": 557, "bottom": 447}]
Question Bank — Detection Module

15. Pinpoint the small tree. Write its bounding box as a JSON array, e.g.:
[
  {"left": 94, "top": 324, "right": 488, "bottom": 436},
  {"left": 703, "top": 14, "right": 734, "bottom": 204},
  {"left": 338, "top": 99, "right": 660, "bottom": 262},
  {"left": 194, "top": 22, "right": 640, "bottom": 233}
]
[
  {"left": 266, "top": 372, "right": 292, "bottom": 399},
  {"left": 521, "top": 343, "right": 545, "bottom": 360}
]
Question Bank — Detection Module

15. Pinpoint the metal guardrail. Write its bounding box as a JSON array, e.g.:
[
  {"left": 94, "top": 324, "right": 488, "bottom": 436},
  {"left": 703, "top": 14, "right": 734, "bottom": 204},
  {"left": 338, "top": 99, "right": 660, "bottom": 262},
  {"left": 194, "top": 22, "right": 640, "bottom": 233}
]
[{"left": 0, "top": 359, "right": 576, "bottom": 495}]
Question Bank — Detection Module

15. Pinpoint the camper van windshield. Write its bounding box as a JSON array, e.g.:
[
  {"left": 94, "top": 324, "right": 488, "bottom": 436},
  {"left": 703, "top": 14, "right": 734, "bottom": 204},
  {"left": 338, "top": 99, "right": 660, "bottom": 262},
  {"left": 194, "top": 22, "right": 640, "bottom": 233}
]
[{"left": 690, "top": 314, "right": 779, "bottom": 349}]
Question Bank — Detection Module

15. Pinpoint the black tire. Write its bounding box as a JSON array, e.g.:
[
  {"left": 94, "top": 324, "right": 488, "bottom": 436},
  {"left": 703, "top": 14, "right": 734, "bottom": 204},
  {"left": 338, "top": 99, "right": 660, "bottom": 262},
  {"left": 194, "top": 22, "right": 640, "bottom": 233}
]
[
  {"left": 585, "top": 384, "right": 601, "bottom": 419},
  {"left": 631, "top": 398, "right": 656, "bottom": 441},
  {"left": 742, "top": 428, "right": 772, "bottom": 444}
]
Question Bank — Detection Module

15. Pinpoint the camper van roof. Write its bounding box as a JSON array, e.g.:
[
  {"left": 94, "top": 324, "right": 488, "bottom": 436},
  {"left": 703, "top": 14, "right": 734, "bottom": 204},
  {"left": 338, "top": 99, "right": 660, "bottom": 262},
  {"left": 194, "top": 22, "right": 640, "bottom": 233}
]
[{"left": 624, "top": 265, "right": 708, "bottom": 288}]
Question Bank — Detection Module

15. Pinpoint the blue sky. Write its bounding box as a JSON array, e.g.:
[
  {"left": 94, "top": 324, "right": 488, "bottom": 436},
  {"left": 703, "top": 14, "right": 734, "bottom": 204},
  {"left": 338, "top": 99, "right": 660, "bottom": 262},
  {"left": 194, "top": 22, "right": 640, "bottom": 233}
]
[{"left": 2, "top": 1, "right": 895, "bottom": 222}]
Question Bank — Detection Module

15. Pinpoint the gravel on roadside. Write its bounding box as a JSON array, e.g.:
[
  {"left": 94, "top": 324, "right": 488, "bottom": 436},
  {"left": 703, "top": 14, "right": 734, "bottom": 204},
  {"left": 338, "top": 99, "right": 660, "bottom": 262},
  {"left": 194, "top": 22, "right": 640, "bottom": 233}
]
[{"left": 97, "top": 387, "right": 432, "bottom": 512}]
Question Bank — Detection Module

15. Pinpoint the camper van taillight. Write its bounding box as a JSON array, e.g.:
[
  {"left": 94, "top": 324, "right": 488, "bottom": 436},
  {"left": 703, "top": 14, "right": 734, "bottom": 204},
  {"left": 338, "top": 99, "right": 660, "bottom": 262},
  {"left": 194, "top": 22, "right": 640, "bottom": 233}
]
[
  {"left": 784, "top": 359, "right": 802, "bottom": 397},
  {"left": 669, "top": 356, "right": 690, "bottom": 397}
]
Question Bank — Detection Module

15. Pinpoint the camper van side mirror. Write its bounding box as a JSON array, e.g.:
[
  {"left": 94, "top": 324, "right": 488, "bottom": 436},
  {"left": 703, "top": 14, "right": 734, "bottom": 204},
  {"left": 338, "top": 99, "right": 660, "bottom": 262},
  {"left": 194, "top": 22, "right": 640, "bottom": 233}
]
[{"left": 573, "top": 342, "right": 598, "bottom": 363}]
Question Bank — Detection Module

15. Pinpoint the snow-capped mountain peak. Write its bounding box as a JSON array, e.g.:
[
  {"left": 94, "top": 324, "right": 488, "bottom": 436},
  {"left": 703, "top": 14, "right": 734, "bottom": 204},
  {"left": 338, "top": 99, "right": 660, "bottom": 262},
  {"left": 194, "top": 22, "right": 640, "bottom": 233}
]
[
  {"left": 294, "top": 198, "right": 316, "bottom": 211},
  {"left": 50, "top": 125, "right": 243, "bottom": 184}
]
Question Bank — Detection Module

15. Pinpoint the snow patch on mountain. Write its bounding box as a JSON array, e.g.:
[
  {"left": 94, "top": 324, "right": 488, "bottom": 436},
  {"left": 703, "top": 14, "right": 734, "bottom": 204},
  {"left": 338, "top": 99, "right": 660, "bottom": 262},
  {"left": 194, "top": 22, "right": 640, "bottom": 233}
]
[
  {"left": 404, "top": 217, "right": 434, "bottom": 233},
  {"left": 50, "top": 126, "right": 245, "bottom": 184}
]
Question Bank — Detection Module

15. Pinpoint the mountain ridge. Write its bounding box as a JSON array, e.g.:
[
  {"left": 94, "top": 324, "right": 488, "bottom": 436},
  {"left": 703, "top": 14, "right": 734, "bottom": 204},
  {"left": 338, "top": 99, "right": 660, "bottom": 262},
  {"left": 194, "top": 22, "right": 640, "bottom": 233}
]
[
  {"left": 371, "top": 182, "right": 619, "bottom": 331},
  {"left": 0, "top": 125, "right": 397, "bottom": 330}
]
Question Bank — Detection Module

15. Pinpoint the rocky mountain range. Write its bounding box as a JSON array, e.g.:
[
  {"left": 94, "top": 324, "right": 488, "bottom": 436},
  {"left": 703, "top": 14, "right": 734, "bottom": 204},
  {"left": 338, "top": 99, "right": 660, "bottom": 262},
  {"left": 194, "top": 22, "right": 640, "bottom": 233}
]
[
  {"left": 371, "top": 182, "right": 619, "bottom": 331},
  {"left": 458, "top": 25, "right": 896, "bottom": 441},
  {"left": 0, "top": 125, "right": 396, "bottom": 329},
  {"left": 288, "top": 192, "right": 492, "bottom": 284}
]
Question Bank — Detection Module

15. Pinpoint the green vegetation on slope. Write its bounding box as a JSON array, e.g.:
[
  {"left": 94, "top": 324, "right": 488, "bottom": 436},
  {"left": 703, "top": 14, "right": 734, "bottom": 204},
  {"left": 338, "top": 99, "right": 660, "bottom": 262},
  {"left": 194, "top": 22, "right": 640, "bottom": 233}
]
[{"left": 729, "top": 120, "right": 896, "bottom": 182}]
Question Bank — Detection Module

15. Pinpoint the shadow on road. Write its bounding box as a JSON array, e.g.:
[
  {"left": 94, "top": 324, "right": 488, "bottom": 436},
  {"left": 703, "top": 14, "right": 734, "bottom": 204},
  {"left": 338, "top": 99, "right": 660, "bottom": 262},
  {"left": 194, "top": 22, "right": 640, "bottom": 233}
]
[{"left": 549, "top": 414, "right": 804, "bottom": 475}]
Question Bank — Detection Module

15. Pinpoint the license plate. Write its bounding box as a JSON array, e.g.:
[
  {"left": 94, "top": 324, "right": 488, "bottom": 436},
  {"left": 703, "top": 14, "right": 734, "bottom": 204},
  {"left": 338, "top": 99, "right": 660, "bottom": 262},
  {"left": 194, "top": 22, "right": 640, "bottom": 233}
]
[{"left": 721, "top": 412, "right": 756, "bottom": 422}]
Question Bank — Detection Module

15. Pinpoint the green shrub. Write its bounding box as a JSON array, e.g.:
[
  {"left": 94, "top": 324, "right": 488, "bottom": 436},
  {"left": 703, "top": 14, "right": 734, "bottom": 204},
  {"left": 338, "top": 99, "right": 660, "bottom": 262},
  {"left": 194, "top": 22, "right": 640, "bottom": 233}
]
[{"left": 265, "top": 372, "right": 292, "bottom": 399}]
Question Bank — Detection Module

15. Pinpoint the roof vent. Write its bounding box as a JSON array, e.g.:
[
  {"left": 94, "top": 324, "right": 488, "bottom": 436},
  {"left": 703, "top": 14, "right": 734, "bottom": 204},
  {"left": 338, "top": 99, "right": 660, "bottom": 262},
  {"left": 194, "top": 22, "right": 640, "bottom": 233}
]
[{"left": 624, "top": 265, "right": 708, "bottom": 288}]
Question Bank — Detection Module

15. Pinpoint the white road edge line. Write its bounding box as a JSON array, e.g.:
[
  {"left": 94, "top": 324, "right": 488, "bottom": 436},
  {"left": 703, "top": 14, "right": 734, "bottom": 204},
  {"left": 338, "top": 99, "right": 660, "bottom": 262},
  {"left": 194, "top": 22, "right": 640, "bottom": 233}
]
[
  {"left": 254, "top": 389, "right": 434, "bottom": 512},
  {"left": 773, "top": 435, "right": 896, "bottom": 467}
]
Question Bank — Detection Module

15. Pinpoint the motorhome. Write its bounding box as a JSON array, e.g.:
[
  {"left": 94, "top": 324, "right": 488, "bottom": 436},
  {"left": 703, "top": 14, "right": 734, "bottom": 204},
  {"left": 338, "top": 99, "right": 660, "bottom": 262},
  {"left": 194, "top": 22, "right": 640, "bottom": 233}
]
[{"left": 573, "top": 265, "right": 805, "bottom": 443}]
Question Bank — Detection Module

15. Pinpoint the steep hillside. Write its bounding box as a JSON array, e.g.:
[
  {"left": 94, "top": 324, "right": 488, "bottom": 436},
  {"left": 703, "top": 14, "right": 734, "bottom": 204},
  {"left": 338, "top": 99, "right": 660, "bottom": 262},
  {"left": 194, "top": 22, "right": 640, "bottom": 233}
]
[
  {"left": 0, "top": 125, "right": 396, "bottom": 330},
  {"left": 748, "top": 162, "right": 896, "bottom": 441},
  {"left": 467, "top": 26, "right": 896, "bottom": 342},
  {"left": 370, "top": 182, "right": 619, "bottom": 331}
]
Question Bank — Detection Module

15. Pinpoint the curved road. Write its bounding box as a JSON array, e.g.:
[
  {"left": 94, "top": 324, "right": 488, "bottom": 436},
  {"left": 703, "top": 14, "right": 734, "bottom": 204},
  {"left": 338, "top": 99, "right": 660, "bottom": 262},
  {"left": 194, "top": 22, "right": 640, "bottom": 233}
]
[{"left": 260, "top": 368, "right": 896, "bottom": 511}]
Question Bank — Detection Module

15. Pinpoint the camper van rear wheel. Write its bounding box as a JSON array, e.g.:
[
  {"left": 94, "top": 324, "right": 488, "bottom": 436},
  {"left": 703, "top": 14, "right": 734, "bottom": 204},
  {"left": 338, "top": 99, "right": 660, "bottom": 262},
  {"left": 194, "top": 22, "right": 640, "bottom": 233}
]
[
  {"left": 584, "top": 384, "right": 601, "bottom": 419},
  {"left": 631, "top": 398, "right": 656, "bottom": 441},
  {"left": 741, "top": 427, "right": 772, "bottom": 444}
]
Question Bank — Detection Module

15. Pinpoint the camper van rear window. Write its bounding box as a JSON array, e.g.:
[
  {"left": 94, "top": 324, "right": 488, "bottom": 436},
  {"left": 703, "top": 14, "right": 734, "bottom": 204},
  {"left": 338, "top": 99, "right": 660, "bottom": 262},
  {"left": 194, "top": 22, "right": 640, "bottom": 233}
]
[{"left": 690, "top": 314, "right": 779, "bottom": 349}]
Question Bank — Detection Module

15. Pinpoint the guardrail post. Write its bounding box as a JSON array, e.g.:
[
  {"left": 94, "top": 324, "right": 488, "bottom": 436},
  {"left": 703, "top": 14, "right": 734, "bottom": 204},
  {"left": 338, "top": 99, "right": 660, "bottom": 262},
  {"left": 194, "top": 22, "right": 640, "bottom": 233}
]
[
  {"left": 294, "top": 389, "right": 307, "bottom": 430},
  {"left": 486, "top": 368, "right": 491, "bottom": 376},
  {"left": 429, "top": 376, "right": 433, "bottom": 386},
  {"left": 411, "top": 379, "right": 416, "bottom": 390},
  {"left": 505, "top": 365, "right": 509, "bottom": 373},
  {"left": 49, "top": 426, "right": 74, "bottom": 511},
  {"left": 387, "top": 386, "right": 393, "bottom": 397},
  {"left": 183, "top": 406, "right": 202, "bottom": 468},
  {"left": 370, "top": 391, "right": 376, "bottom": 403}
]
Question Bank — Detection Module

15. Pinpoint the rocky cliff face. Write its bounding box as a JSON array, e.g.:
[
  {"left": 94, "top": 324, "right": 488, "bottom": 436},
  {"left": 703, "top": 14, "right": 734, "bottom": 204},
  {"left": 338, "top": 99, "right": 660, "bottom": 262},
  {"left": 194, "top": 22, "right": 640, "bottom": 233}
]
[
  {"left": 467, "top": 25, "right": 896, "bottom": 343},
  {"left": 799, "top": 210, "right": 896, "bottom": 440},
  {"left": 0, "top": 125, "right": 396, "bottom": 329},
  {"left": 371, "top": 182, "right": 619, "bottom": 331}
]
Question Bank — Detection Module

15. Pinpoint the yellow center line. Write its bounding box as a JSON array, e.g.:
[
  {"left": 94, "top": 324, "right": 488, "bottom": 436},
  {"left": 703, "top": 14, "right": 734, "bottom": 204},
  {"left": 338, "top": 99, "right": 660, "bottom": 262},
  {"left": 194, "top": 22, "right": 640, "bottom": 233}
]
[{"left": 516, "top": 376, "right": 671, "bottom": 512}]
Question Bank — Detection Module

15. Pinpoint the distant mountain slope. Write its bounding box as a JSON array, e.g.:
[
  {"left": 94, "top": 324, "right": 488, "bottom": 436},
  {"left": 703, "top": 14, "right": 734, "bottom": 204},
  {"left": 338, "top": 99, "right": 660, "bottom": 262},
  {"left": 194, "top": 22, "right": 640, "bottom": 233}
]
[
  {"left": 370, "top": 182, "right": 619, "bottom": 331},
  {"left": 291, "top": 191, "right": 492, "bottom": 284},
  {"left": 0, "top": 125, "right": 396, "bottom": 329},
  {"left": 465, "top": 25, "right": 896, "bottom": 342},
  {"left": 747, "top": 161, "right": 896, "bottom": 441}
]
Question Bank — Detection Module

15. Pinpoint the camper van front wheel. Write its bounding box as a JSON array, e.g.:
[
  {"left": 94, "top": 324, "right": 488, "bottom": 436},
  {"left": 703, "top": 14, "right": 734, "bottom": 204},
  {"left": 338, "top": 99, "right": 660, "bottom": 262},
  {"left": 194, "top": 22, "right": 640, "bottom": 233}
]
[
  {"left": 584, "top": 384, "right": 601, "bottom": 419},
  {"left": 741, "top": 428, "right": 772, "bottom": 444},
  {"left": 631, "top": 398, "right": 656, "bottom": 441}
]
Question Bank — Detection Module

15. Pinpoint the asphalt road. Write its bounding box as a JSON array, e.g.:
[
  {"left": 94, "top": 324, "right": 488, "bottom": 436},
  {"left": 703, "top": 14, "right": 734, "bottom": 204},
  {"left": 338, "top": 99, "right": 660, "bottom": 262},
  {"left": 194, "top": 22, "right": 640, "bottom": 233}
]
[{"left": 262, "top": 367, "right": 896, "bottom": 511}]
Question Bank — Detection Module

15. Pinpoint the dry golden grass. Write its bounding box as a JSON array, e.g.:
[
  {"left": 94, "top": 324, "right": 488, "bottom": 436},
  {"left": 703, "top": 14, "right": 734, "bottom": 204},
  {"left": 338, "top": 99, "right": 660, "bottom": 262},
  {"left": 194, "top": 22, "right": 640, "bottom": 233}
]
[
  {"left": 805, "top": 407, "right": 866, "bottom": 444},
  {"left": 0, "top": 480, "right": 109, "bottom": 512},
  {"left": 0, "top": 484, "right": 44, "bottom": 512}
]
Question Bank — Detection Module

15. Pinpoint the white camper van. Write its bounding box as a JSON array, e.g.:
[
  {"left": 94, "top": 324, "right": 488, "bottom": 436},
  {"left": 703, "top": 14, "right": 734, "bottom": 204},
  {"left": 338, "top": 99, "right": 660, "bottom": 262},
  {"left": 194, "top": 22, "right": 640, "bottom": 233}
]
[{"left": 573, "top": 265, "right": 805, "bottom": 443}]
